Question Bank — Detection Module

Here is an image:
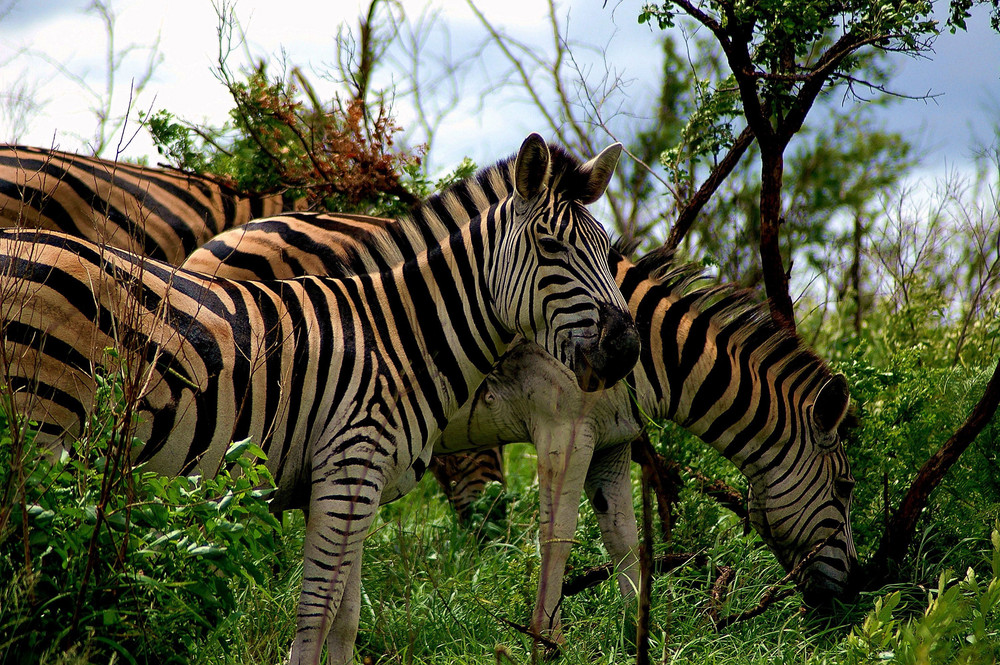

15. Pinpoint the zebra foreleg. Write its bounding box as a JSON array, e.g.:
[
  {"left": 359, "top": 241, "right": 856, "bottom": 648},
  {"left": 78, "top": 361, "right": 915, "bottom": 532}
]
[
  {"left": 584, "top": 443, "right": 640, "bottom": 599},
  {"left": 531, "top": 425, "right": 597, "bottom": 645}
]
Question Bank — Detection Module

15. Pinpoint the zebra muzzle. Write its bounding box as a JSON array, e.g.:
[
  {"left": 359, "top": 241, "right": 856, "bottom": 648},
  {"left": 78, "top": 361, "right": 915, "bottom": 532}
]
[{"left": 571, "top": 302, "right": 639, "bottom": 392}]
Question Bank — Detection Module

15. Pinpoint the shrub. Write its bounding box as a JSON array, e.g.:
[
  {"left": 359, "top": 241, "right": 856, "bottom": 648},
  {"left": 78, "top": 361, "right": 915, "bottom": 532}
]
[{"left": 0, "top": 395, "right": 283, "bottom": 664}]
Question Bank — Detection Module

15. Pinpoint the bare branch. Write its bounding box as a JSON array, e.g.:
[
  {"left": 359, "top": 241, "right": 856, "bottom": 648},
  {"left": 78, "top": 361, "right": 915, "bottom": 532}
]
[
  {"left": 867, "top": 356, "right": 1000, "bottom": 584},
  {"left": 666, "top": 125, "right": 755, "bottom": 251}
]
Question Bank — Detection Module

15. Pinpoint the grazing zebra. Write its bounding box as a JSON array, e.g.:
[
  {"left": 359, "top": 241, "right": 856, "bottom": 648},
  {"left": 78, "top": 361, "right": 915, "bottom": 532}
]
[
  {"left": 0, "top": 134, "right": 639, "bottom": 664},
  {"left": 186, "top": 213, "right": 857, "bottom": 641},
  {"left": 0, "top": 144, "right": 285, "bottom": 264},
  {"left": 439, "top": 248, "right": 857, "bottom": 635}
]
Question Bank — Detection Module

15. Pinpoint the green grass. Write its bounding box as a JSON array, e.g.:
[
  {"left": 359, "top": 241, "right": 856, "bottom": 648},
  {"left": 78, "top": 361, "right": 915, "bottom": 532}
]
[
  {"left": 184, "top": 437, "right": 999, "bottom": 665},
  {"left": 4, "top": 352, "right": 1000, "bottom": 664}
]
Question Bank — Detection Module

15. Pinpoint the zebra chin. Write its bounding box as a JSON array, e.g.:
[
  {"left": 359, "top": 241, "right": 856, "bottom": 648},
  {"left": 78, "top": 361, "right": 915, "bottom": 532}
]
[
  {"left": 569, "top": 302, "right": 640, "bottom": 392},
  {"left": 798, "top": 555, "right": 856, "bottom": 609}
]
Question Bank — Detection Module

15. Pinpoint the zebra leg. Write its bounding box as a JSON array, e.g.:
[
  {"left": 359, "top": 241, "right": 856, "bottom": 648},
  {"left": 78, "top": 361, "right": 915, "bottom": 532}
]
[
  {"left": 325, "top": 554, "right": 363, "bottom": 665},
  {"left": 532, "top": 425, "right": 596, "bottom": 644},
  {"left": 288, "top": 463, "right": 385, "bottom": 665},
  {"left": 584, "top": 443, "right": 640, "bottom": 599}
]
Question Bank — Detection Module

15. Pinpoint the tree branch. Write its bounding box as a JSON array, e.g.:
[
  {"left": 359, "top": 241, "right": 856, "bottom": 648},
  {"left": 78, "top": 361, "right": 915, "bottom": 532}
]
[
  {"left": 666, "top": 125, "right": 756, "bottom": 251},
  {"left": 866, "top": 356, "right": 1000, "bottom": 584}
]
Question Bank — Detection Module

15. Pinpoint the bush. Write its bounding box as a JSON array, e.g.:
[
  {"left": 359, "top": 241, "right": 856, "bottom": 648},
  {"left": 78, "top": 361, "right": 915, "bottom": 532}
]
[
  {"left": 845, "top": 527, "right": 1000, "bottom": 664},
  {"left": 0, "top": 397, "right": 284, "bottom": 664}
]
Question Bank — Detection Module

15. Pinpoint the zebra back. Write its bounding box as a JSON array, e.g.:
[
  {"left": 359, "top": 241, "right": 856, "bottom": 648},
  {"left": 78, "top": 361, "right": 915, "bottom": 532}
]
[{"left": 0, "top": 144, "right": 285, "bottom": 264}]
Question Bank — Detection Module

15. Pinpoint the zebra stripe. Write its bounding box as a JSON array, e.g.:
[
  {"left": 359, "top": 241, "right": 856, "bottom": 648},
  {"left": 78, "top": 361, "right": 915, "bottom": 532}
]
[
  {"left": 427, "top": 448, "right": 507, "bottom": 522},
  {"left": 0, "top": 133, "right": 638, "bottom": 664},
  {"left": 182, "top": 200, "right": 855, "bottom": 637},
  {"left": 0, "top": 144, "right": 285, "bottom": 263}
]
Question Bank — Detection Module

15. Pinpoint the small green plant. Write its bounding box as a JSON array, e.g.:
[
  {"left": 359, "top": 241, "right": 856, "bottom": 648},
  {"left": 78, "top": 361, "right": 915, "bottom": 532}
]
[{"left": 846, "top": 527, "right": 1000, "bottom": 664}]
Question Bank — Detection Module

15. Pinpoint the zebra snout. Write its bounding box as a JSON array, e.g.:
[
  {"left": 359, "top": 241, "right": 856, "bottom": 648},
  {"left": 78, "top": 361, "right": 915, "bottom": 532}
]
[
  {"left": 571, "top": 302, "right": 639, "bottom": 392},
  {"left": 798, "top": 550, "right": 855, "bottom": 609}
]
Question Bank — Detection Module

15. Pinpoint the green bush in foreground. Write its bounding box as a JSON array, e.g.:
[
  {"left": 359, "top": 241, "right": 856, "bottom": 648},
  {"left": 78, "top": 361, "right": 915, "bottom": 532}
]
[{"left": 0, "top": 415, "right": 282, "bottom": 664}]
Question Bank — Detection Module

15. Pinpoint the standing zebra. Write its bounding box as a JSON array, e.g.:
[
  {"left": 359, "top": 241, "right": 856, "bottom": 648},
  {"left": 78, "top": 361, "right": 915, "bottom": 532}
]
[
  {"left": 184, "top": 214, "right": 857, "bottom": 642},
  {"left": 0, "top": 134, "right": 639, "bottom": 664},
  {"left": 0, "top": 144, "right": 285, "bottom": 264}
]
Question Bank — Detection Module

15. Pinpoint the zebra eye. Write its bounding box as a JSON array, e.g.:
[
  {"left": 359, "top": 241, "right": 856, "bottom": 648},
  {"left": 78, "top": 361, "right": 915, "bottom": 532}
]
[
  {"left": 538, "top": 237, "right": 565, "bottom": 254},
  {"left": 834, "top": 477, "right": 855, "bottom": 498}
]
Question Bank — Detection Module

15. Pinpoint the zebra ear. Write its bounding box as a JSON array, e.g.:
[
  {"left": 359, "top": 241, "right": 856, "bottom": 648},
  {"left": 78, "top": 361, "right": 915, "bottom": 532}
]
[
  {"left": 514, "top": 133, "right": 551, "bottom": 200},
  {"left": 577, "top": 142, "right": 623, "bottom": 204},
  {"left": 814, "top": 373, "right": 850, "bottom": 434}
]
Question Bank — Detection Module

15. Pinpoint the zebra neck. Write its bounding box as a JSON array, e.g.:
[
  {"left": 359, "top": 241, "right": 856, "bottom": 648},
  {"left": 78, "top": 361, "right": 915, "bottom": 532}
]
[
  {"left": 380, "top": 215, "right": 512, "bottom": 422},
  {"left": 627, "top": 282, "right": 824, "bottom": 476}
]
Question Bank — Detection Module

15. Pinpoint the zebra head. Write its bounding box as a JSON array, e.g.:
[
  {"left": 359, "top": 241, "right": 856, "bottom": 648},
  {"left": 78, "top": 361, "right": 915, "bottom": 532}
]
[
  {"left": 491, "top": 133, "right": 640, "bottom": 392},
  {"left": 745, "top": 372, "right": 857, "bottom": 606}
]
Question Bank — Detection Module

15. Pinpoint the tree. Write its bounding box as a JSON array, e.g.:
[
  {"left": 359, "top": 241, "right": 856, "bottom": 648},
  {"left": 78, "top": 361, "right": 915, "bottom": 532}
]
[
  {"left": 639, "top": 0, "right": 945, "bottom": 331},
  {"left": 145, "top": 0, "right": 423, "bottom": 215}
]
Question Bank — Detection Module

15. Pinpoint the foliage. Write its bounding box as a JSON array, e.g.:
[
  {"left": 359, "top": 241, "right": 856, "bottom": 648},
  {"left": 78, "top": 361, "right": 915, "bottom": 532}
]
[
  {"left": 637, "top": 0, "right": 947, "bottom": 329},
  {"left": 142, "top": 3, "right": 430, "bottom": 218},
  {"left": 846, "top": 530, "right": 1000, "bottom": 664},
  {"left": 144, "top": 66, "right": 419, "bottom": 217},
  {"left": 0, "top": 383, "right": 283, "bottom": 664}
]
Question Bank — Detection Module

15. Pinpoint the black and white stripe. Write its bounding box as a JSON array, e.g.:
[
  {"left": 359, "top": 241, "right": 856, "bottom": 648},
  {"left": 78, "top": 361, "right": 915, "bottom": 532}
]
[
  {"left": 0, "top": 144, "right": 284, "bottom": 264},
  {"left": 0, "top": 134, "right": 638, "bottom": 664},
  {"left": 439, "top": 247, "right": 857, "bottom": 634},
  {"left": 184, "top": 187, "right": 857, "bottom": 641}
]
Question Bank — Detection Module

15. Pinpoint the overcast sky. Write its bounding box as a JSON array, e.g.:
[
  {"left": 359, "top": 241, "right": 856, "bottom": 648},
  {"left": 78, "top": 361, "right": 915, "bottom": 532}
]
[{"left": 0, "top": 0, "right": 997, "bottom": 179}]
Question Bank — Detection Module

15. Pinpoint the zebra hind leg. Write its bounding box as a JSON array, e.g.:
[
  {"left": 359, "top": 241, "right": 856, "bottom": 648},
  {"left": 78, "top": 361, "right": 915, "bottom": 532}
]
[
  {"left": 325, "top": 555, "right": 363, "bottom": 665},
  {"left": 584, "top": 443, "right": 641, "bottom": 600},
  {"left": 288, "top": 462, "right": 385, "bottom": 665}
]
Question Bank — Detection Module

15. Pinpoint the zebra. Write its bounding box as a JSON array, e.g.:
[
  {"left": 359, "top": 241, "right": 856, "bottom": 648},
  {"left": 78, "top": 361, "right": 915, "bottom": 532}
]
[
  {"left": 184, "top": 214, "right": 857, "bottom": 642},
  {"left": 0, "top": 133, "right": 640, "bottom": 664},
  {"left": 0, "top": 144, "right": 285, "bottom": 264},
  {"left": 438, "top": 248, "right": 857, "bottom": 635},
  {"left": 183, "top": 213, "right": 515, "bottom": 523}
]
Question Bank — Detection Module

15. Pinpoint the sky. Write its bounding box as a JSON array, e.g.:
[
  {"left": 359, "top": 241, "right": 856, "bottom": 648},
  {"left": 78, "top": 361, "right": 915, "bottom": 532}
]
[{"left": 0, "top": 0, "right": 998, "bottom": 180}]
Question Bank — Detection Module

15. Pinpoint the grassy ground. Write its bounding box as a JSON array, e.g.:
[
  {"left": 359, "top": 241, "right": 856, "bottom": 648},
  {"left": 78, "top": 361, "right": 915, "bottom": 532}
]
[
  {"left": 3, "top": 353, "right": 1000, "bottom": 664},
  {"left": 190, "top": 436, "right": 999, "bottom": 665}
]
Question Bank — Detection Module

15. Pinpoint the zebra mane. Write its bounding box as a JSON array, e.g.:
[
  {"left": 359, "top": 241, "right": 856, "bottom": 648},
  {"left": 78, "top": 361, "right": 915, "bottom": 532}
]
[
  {"left": 628, "top": 243, "right": 839, "bottom": 394},
  {"left": 370, "top": 142, "right": 596, "bottom": 264}
]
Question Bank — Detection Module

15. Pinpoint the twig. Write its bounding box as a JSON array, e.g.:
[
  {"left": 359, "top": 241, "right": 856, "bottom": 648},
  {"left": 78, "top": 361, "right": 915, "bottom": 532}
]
[
  {"left": 636, "top": 443, "right": 656, "bottom": 665},
  {"left": 713, "top": 586, "right": 795, "bottom": 630},
  {"left": 681, "top": 464, "right": 747, "bottom": 520},
  {"left": 563, "top": 553, "right": 708, "bottom": 598},
  {"left": 712, "top": 529, "right": 841, "bottom": 630},
  {"left": 494, "top": 615, "right": 563, "bottom": 653},
  {"left": 631, "top": 436, "right": 680, "bottom": 542},
  {"left": 707, "top": 565, "right": 736, "bottom": 624}
]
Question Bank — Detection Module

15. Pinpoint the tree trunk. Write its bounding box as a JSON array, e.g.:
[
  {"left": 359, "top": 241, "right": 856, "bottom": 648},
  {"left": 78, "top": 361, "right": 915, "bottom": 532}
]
[
  {"left": 758, "top": 145, "right": 796, "bottom": 332},
  {"left": 852, "top": 212, "right": 863, "bottom": 336}
]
